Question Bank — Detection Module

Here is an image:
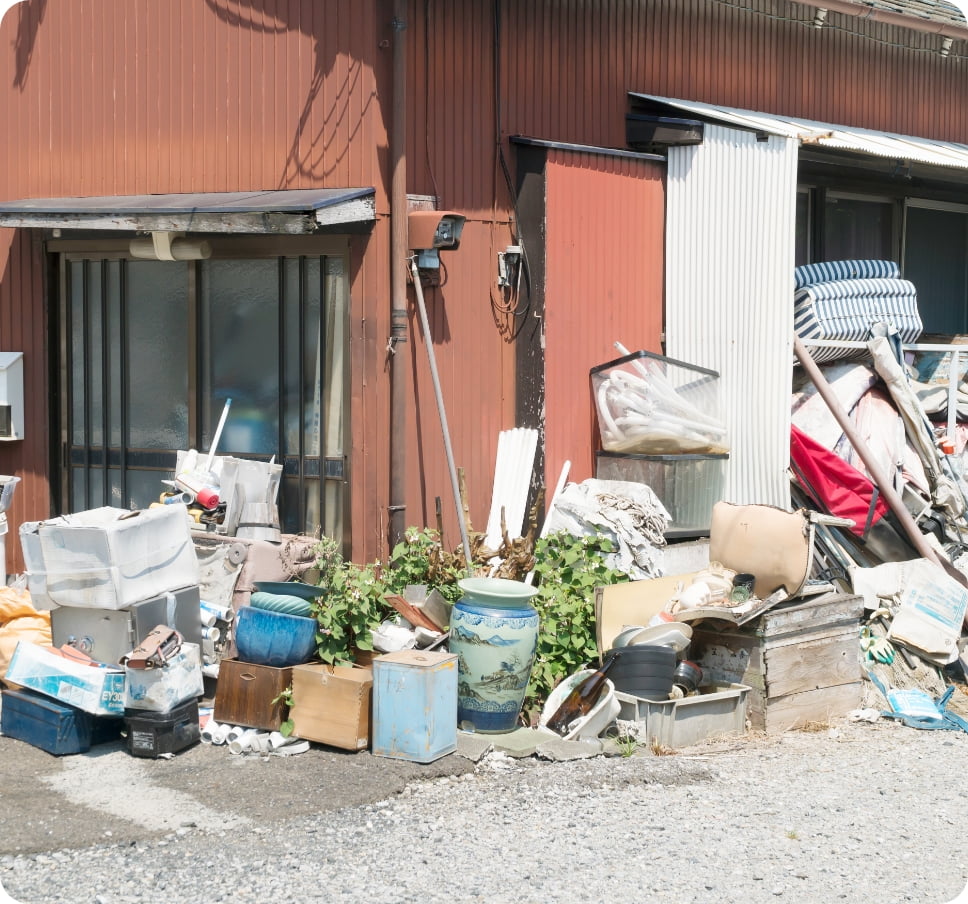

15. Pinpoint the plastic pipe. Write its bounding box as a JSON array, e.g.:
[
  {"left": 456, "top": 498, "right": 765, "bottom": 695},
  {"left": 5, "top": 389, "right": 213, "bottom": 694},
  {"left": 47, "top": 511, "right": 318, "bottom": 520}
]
[
  {"left": 228, "top": 728, "right": 259, "bottom": 755},
  {"left": 200, "top": 720, "right": 224, "bottom": 744},
  {"left": 205, "top": 398, "right": 232, "bottom": 473},
  {"left": 410, "top": 257, "right": 474, "bottom": 572}
]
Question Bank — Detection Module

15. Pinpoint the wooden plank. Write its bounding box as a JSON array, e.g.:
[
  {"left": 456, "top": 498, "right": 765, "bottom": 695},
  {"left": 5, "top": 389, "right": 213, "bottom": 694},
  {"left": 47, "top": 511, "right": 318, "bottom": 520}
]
[
  {"left": 762, "top": 683, "right": 863, "bottom": 733},
  {"left": 759, "top": 593, "right": 864, "bottom": 639},
  {"left": 762, "top": 634, "right": 862, "bottom": 699},
  {"left": 761, "top": 623, "right": 860, "bottom": 652}
]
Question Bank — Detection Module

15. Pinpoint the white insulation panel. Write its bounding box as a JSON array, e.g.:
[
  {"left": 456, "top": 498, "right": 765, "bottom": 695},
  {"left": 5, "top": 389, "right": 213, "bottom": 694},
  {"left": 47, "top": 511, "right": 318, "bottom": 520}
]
[{"left": 665, "top": 124, "right": 799, "bottom": 508}]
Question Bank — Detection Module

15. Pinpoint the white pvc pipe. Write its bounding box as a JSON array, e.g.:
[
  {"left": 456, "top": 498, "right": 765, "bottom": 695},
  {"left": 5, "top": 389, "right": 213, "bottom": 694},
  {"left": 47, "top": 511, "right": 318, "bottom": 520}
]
[{"left": 205, "top": 397, "right": 232, "bottom": 473}]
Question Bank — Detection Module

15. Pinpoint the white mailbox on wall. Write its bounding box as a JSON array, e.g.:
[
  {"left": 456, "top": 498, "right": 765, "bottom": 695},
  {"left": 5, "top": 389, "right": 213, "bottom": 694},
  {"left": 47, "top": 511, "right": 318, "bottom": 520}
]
[{"left": 0, "top": 352, "right": 24, "bottom": 440}]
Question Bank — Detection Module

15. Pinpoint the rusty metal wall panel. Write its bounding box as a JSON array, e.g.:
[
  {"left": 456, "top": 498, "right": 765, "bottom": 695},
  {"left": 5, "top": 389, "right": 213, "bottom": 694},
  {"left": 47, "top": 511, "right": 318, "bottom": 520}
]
[
  {"left": 0, "top": 1, "right": 388, "bottom": 200},
  {"left": 665, "top": 125, "right": 800, "bottom": 509},
  {"left": 544, "top": 150, "right": 665, "bottom": 493}
]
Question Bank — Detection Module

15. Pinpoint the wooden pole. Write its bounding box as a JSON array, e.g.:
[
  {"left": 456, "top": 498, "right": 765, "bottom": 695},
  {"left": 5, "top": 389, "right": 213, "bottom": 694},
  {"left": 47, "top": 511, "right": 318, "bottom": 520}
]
[{"left": 793, "top": 334, "right": 968, "bottom": 588}]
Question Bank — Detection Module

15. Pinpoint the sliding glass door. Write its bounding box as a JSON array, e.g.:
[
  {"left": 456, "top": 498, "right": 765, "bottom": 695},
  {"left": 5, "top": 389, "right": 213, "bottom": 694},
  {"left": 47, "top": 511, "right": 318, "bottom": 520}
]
[{"left": 59, "top": 248, "right": 347, "bottom": 542}]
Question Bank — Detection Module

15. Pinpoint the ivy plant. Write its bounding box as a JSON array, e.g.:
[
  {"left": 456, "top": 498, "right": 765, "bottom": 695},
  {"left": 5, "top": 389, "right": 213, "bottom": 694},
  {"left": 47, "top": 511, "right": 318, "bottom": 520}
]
[
  {"left": 308, "top": 528, "right": 464, "bottom": 665},
  {"left": 523, "top": 531, "right": 629, "bottom": 719}
]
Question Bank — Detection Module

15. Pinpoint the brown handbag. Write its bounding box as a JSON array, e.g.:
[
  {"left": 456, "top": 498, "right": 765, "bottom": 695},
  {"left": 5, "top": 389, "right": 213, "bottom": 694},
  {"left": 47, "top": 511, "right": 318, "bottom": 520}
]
[{"left": 120, "top": 625, "right": 183, "bottom": 669}]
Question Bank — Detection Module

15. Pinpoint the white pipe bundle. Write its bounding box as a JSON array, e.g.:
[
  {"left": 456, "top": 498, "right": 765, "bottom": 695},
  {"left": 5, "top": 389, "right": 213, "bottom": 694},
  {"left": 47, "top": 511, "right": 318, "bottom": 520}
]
[{"left": 594, "top": 343, "right": 729, "bottom": 454}]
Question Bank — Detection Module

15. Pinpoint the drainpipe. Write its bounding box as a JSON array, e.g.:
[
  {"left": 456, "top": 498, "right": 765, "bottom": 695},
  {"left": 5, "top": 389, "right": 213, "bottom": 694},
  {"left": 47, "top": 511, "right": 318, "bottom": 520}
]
[
  {"left": 789, "top": 0, "right": 968, "bottom": 41},
  {"left": 388, "top": 0, "right": 408, "bottom": 551}
]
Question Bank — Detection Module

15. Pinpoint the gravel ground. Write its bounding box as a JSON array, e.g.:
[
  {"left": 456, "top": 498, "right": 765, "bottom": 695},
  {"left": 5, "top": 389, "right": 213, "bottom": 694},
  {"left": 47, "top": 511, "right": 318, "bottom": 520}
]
[{"left": 2, "top": 717, "right": 967, "bottom": 904}]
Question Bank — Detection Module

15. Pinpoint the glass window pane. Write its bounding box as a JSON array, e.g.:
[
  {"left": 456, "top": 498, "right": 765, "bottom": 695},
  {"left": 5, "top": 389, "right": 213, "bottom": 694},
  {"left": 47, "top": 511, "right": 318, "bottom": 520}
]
[
  {"left": 107, "top": 262, "right": 123, "bottom": 447},
  {"left": 824, "top": 197, "right": 893, "bottom": 261},
  {"left": 125, "top": 261, "right": 189, "bottom": 449},
  {"left": 88, "top": 263, "right": 103, "bottom": 446},
  {"left": 70, "top": 262, "right": 86, "bottom": 446},
  {"left": 283, "top": 258, "right": 302, "bottom": 454},
  {"left": 795, "top": 190, "right": 810, "bottom": 267},
  {"left": 201, "top": 260, "right": 280, "bottom": 455},
  {"left": 904, "top": 206, "right": 968, "bottom": 335}
]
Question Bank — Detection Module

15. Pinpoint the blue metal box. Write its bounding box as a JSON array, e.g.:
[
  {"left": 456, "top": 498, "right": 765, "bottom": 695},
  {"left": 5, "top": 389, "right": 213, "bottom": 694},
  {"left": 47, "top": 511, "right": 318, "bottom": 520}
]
[
  {"left": 0, "top": 686, "right": 122, "bottom": 755},
  {"left": 372, "top": 651, "right": 457, "bottom": 763}
]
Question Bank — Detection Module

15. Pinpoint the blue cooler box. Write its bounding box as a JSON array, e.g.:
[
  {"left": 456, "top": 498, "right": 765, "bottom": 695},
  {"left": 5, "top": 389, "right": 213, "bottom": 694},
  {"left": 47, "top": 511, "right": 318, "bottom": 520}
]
[
  {"left": 372, "top": 650, "right": 457, "bottom": 763},
  {"left": 1, "top": 687, "right": 122, "bottom": 755}
]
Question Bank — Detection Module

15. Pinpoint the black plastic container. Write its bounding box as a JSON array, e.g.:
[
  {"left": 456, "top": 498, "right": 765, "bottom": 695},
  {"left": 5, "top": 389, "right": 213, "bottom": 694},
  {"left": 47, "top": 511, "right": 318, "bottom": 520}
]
[
  {"left": 124, "top": 698, "right": 200, "bottom": 758},
  {"left": 605, "top": 645, "right": 676, "bottom": 699}
]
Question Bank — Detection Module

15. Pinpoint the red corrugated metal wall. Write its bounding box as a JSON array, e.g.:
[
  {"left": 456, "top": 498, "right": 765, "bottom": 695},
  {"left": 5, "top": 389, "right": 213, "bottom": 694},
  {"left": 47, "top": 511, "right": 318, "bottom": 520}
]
[
  {"left": 0, "top": 0, "right": 964, "bottom": 570},
  {"left": 543, "top": 150, "right": 665, "bottom": 491}
]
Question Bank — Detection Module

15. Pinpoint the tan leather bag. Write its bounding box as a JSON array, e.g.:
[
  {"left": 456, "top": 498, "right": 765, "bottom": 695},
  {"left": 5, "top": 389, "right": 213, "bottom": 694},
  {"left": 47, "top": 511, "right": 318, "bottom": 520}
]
[
  {"left": 709, "top": 502, "right": 812, "bottom": 599},
  {"left": 120, "top": 625, "right": 183, "bottom": 669}
]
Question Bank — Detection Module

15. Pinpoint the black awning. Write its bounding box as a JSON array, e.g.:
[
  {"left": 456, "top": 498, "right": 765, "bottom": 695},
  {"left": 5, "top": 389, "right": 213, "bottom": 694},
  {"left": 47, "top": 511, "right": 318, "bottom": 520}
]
[{"left": 0, "top": 188, "right": 376, "bottom": 234}]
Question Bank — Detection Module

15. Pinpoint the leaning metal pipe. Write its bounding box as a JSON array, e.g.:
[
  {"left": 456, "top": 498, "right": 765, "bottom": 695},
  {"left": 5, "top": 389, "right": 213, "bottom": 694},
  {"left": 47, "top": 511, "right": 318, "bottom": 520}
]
[
  {"left": 388, "top": 0, "right": 409, "bottom": 551},
  {"left": 793, "top": 334, "right": 968, "bottom": 588},
  {"left": 410, "top": 258, "right": 474, "bottom": 572}
]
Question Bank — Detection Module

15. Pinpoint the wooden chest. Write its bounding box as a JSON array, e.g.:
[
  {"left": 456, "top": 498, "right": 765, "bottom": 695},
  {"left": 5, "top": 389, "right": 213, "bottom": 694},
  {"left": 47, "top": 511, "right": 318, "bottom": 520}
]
[
  {"left": 690, "top": 593, "right": 864, "bottom": 733},
  {"left": 213, "top": 658, "right": 292, "bottom": 730}
]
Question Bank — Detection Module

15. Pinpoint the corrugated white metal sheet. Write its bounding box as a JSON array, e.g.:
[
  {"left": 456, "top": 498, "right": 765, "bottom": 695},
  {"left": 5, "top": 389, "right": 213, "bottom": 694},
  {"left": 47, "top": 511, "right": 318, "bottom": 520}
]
[
  {"left": 665, "top": 124, "right": 799, "bottom": 509},
  {"left": 632, "top": 93, "right": 968, "bottom": 171}
]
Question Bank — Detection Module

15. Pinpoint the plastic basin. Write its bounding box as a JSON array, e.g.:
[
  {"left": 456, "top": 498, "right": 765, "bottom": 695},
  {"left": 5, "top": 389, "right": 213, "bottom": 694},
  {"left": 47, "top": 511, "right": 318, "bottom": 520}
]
[
  {"left": 234, "top": 605, "right": 317, "bottom": 667},
  {"left": 538, "top": 670, "right": 620, "bottom": 741}
]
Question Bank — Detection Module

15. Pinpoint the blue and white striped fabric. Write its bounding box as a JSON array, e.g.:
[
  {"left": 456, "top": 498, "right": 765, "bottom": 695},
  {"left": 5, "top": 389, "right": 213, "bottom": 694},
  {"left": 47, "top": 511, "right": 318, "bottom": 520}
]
[
  {"left": 794, "top": 259, "right": 900, "bottom": 291},
  {"left": 794, "top": 275, "right": 922, "bottom": 364}
]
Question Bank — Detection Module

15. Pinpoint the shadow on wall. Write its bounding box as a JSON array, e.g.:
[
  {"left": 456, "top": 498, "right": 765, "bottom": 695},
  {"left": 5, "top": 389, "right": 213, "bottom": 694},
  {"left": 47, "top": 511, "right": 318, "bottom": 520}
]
[
  {"left": 10, "top": 0, "right": 47, "bottom": 90},
  {"left": 205, "top": 0, "right": 384, "bottom": 188}
]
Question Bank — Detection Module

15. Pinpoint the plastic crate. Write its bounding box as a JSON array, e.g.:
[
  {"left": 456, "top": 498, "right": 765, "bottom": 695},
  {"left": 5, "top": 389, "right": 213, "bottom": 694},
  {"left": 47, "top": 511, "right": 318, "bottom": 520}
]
[
  {"left": 590, "top": 350, "right": 728, "bottom": 455},
  {"left": 595, "top": 451, "right": 727, "bottom": 534},
  {"left": 615, "top": 683, "right": 750, "bottom": 748}
]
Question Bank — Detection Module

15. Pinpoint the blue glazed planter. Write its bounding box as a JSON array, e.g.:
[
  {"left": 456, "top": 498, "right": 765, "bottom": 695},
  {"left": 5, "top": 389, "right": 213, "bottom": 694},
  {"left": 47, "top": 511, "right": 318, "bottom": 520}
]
[
  {"left": 450, "top": 577, "right": 540, "bottom": 734},
  {"left": 234, "top": 605, "right": 317, "bottom": 667}
]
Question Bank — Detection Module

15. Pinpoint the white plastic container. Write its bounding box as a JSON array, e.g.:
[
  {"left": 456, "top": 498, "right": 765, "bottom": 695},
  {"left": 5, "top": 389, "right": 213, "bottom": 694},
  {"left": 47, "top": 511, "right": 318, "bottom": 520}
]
[{"left": 615, "top": 683, "right": 750, "bottom": 748}]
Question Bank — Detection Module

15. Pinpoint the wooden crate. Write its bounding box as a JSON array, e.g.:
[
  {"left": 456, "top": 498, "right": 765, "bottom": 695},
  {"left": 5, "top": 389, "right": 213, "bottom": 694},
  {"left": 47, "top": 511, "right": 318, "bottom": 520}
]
[
  {"left": 690, "top": 593, "right": 864, "bottom": 733},
  {"left": 213, "top": 658, "right": 292, "bottom": 730}
]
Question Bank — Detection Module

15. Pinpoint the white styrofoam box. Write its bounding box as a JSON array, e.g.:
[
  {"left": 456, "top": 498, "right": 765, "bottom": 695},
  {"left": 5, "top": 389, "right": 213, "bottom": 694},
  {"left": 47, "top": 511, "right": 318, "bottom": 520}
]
[
  {"left": 4, "top": 640, "right": 126, "bottom": 716},
  {"left": 123, "top": 643, "right": 204, "bottom": 713},
  {"left": 19, "top": 520, "right": 53, "bottom": 608},
  {"left": 24, "top": 506, "right": 200, "bottom": 610}
]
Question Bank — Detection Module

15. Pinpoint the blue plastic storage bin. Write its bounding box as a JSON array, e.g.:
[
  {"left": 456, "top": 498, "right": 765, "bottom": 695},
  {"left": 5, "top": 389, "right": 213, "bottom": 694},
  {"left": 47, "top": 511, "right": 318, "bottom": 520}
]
[{"left": 234, "top": 605, "right": 317, "bottom": 667}]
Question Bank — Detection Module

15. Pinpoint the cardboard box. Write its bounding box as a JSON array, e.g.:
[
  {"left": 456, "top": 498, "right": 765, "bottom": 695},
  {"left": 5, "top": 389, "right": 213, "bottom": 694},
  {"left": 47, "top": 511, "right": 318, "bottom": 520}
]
[
  {"left": 4, "top": 641, "right": 125, "bottom": 716},
  {"left": 290, "top": 663, "right": 372, "bottom": 751},
  {"left": 21, "top": 506, "right": 199, "bottom": 610},
  {"left": 124, "top": 642, "right": 204, "bottom": 712},
  {"left": 213, "top": 658, "right": 291, "bottom": 730}
]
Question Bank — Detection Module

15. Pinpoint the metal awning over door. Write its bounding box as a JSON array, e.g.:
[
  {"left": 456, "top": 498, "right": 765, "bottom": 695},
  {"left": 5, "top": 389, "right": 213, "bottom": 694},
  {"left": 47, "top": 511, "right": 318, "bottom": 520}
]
[{"left": 0, "top": 188, "right": 376, "bottom": 234}]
